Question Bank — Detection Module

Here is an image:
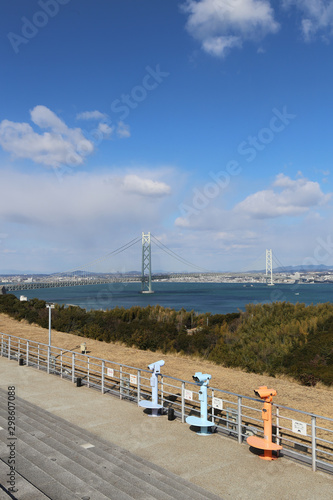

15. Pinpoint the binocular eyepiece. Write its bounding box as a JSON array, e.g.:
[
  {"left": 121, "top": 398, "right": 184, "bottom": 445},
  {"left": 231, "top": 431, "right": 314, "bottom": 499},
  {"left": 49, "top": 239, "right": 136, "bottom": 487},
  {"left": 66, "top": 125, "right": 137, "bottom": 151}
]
[
  {"left": 254, "top": 386, "right": 277, "bottom": 400},
  {"left": 147, "top": 360, "right": 165, "bottom": 372},
  {"left": 192, "top": 372, "right": 211, "bottom": 384}
]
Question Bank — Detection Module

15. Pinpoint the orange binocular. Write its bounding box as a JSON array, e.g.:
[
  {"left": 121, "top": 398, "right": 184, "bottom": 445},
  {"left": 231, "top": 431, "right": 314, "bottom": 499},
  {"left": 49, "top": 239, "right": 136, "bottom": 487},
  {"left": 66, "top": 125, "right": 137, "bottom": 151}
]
[{"left": 254, "top": 386, "right": 277, "bottom": 400}]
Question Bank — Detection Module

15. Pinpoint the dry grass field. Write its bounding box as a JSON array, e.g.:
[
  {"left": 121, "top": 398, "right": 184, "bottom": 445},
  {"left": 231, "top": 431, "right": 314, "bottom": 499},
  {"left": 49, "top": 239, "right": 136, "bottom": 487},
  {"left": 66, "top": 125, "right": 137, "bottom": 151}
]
[{"left": 0, "top": 312, "right": 332, "bottom": 418}]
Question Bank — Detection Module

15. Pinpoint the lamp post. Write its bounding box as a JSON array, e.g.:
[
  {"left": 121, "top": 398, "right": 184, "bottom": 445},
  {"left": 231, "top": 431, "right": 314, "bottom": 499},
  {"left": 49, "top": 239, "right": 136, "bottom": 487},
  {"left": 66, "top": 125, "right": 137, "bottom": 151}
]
[{"left": 46, "top": 303, "right": 55, "bottom": 347}]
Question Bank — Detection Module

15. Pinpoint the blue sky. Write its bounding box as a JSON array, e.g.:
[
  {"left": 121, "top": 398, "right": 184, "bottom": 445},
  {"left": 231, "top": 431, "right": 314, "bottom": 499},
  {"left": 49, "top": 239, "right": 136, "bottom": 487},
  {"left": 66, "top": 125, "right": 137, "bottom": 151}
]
[{"left": 1, "top": 0, "right": 333, "bottom": 274}]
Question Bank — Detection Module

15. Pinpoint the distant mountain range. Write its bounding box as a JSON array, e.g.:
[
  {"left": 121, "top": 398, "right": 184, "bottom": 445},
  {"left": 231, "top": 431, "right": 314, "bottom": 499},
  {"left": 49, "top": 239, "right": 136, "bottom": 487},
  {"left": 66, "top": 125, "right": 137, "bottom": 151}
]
[
  {"left": 274, "top": 264, "right": 333, "bottom": 272},
  {"left": 1, "top": 265, "right": 333, "bottom": 276},
  {"left": 250, "top": 264, "right": 333, "bottom": 273}
]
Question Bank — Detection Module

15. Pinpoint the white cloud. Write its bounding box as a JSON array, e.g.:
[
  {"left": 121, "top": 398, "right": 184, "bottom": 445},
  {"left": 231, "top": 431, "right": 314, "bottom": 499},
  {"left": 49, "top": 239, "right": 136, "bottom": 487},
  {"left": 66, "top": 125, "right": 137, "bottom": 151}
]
[
  {"left": 1, "top": 167, "right": 332, "bottom": 272},
  {"left": 175, "top": 216, "right": 191, "bottom": 228},
  {"left": 76, "top": 110, "right": 117, "bottom": 138},
  {"left": 0, "top": 169, "right": 172, "bottom": 229},
  {"left": 0, "top": 167, "right": 176, "bottom": 272},
  {"left": 31, "top": 105, "right": 67, "bottom": 132},
  {"left": 202, "top": 35, "right": 242, "bottom": 56},
  {"left": 175, "top": 206, "right": 236, "bottom": 231},
  {"left": 0, "top": 106, "right": 94, "bottom": 168},
  {"left": 172, "top": 173, "right": 333, "bottom": 272},
  {"left": 234, "top": 174, "right": 331, "bottom": 218},
  {"left": 76, "top": 110, "right": 108, "bottom": 120},
  {"left": 283, "top": 0, "right": 333, "bottom": 41},
  {"left": 174, "top": 174, "right": 331, "bottom": 242},
  {"left": 98, "top": 122, "right": 114, "bottom": 136},
  {"left": 116, "top": 121, "right": 131, "bottom": 138},
  {"left": 182, "top": 0, "right": 279, "bottom": 57},
  {"left": 122, "top": 174, "right": 171, "bottom": 197}
]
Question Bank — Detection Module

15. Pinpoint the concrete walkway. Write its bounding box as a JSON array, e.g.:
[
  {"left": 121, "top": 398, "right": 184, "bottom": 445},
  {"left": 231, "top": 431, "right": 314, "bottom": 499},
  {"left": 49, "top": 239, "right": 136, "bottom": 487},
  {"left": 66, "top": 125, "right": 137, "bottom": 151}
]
[
  {"left": 0, "top": 356, "right": 332, "bottom": 499},
  {"left": 0, "top": 388, "right": 221, "bottom": 500}
]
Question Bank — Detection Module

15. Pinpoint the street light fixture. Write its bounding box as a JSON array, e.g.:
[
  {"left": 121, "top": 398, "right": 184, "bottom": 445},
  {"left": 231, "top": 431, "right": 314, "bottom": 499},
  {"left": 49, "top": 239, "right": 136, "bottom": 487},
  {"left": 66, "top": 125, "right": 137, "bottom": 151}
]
[{"left": 46, "top": 303, "right": 55, "bottom": 346}]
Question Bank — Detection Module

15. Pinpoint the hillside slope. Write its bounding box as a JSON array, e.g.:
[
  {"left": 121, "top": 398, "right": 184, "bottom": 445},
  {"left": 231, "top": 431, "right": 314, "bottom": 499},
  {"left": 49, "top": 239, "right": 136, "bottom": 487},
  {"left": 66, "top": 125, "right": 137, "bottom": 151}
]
[{"left": 0, "top": 312, "right": 332, "bottom": 418}]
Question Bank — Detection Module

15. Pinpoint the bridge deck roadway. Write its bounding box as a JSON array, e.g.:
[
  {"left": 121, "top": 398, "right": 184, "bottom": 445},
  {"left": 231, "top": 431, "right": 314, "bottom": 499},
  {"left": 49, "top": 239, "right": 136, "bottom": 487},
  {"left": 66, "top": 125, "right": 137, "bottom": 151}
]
[{"left": 0, "top": 356, "right": 332, "bottom": 499}]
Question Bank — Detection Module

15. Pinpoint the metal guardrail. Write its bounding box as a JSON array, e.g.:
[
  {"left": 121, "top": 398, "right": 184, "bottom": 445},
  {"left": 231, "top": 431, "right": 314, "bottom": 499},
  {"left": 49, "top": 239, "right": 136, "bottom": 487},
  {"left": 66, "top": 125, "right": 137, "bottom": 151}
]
[{"left": 1, "top": 333, "right": 332, "bottom": 475}]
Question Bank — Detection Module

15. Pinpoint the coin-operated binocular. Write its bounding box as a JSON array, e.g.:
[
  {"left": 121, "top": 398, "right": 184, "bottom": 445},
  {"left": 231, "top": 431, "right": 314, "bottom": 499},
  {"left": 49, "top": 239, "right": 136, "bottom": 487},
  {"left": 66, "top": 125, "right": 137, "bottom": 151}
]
[
  {"left": 247, "top": 386, "right": 282, "bottom": 460},
  {"left": 147, "top": 360, "right": 164, "bottom": 373},
  {"left": 186, "top": 372, "right": 214, "bottom": 436},
  {"left": 254, "top": 387, "right": 277, "bottom": 401},
  {"left": 192, "top": 373, "right": 211, "bottom": 384},
  {"left": 139, "top": 360, "right": 165, "bottom": 417}
]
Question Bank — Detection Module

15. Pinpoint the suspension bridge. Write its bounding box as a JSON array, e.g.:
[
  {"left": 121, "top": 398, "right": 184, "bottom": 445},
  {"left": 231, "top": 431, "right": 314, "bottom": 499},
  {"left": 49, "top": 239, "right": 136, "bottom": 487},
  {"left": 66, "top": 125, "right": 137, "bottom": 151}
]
[
  {"left": 1, "top": 233, "right": 279, "bottom": 293},
  {"left": 2, "top": 233, "right": 210, "bottom": 293}
]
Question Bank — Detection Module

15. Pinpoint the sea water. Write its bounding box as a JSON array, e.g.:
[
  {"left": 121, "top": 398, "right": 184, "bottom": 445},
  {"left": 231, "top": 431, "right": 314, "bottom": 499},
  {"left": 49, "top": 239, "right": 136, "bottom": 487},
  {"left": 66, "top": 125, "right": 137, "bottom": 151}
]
[{"left": 11, "top": 282, "right": 333, "bottom": 315}]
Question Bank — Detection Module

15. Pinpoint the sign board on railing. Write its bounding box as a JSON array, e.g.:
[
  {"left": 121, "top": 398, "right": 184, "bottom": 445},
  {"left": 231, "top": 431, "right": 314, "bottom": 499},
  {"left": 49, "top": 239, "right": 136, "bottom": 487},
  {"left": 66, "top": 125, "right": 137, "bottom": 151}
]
[
  {"left": 212, "top": 397, "right": 223, "bottom": 410},
  {"left": 107, "top": 368, "right": 114, "bottom": 377},
  {"left": 292, "top": 420, "right": 307, "bottom": 436},
  {"left": 184, "top": 389, "right": 193, "bottom": 401},
  {"left": 130, "top": 374, "right": 137, "bottom": 385}
]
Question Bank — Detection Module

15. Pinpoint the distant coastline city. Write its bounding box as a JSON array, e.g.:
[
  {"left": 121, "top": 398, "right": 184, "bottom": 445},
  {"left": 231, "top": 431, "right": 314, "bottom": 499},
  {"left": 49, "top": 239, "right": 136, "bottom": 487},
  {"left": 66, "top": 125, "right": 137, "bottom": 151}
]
[{"left": 1, "top": 268, "right": 333, "bottom": 289}]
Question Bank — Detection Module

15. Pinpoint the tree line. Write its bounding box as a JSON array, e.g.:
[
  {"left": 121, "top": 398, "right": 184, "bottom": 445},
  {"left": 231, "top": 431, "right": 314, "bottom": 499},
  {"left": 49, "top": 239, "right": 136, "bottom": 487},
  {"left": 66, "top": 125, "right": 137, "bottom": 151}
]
[{"left": 0, "top": 294, "right": 332, "bottom": 386}]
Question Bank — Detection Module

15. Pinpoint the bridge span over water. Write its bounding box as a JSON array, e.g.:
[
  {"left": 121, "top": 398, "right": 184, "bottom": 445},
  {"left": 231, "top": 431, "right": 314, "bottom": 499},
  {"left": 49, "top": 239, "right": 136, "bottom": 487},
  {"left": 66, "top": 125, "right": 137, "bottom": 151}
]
[
  {"left": 1, "top": 232, "right": 273, "bottom": 294},
  {"left": 3, "top": 272, "right": 210, "bottom": 292},
  {"left": 1, "top": 233, "right": 215, "bottom": 294}
]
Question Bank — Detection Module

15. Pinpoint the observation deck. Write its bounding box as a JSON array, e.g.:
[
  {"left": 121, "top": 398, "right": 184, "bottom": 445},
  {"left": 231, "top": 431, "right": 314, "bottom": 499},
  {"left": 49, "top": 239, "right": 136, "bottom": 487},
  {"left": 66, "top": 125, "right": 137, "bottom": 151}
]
[{"left": 0, "top": 356, "right": 332, "bottom": 499}]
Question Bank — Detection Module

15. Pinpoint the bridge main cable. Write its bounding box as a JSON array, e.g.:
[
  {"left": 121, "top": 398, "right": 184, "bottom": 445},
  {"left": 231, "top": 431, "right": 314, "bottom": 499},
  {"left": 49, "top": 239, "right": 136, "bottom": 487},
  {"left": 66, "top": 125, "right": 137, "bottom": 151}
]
[
  {"left": 50, "top": 236, "right": 142, "bottom": 279},
  {"left": 150, "top": 234, "right": 210, "bottom": 273}
]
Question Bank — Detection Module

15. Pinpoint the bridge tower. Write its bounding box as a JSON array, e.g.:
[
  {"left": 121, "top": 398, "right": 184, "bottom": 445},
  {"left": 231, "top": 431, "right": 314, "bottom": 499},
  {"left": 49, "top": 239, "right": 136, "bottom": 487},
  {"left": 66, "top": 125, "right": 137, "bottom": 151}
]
[
  {"left": 141, "top": 232, "right": 154, "bottom": 294},
  {"left": 266, "top": 249, "right": 274, "bottom": 286}
]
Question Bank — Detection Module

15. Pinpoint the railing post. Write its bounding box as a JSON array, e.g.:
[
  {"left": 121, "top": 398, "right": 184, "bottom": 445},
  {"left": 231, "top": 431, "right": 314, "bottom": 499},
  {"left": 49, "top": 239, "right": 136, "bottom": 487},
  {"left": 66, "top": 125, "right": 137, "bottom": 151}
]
[
  {"left": 160, "top": 374, "right": 164, "bottom": 407},
  {"left": 101, "top": 361, "right": 105, "bottom": 394},
  {"left": 26, "top": 341, "right": 29, "bottom": 367},
  {"left": 211, "top": 389, "right": 215, "bottom": 421},
  {"left": 72, "top": 353, "right": 75, "bottom": 383},
  {"left": 18, "top": 338, "right": 20, "bottom": 358},
  {"left": 37, "top": 344, "right": 40, "bottom": 369},
  {"left": 1, "top": 334, "right": 3, "bottom": 356},
  {"left": 311, "top": 416, "right": 317, "bottom": 472},
  {"left": 8, "top": 337, "right": 11, "bottom": 360},
  {"left": 137, "top": 369, "right": 141, "bottom": 405},
  {"left": 60, "top": 350, "right": 63, "bottom": 377},
  {"left": 120, "top": 365, "right": 123, "bottom": 400},
  {"left": 181, "top": 381, "right": 185, "bottom": 423},
  {"left": 237, "top": 396, "right": 242, "bottom": 444},
  {"left": 276, "top": 406, "right": 280, "bottom": 447},
  {"left": 47, "top": 346, "right": 50, "bottom": 374},
  {"left": 87, "top": 357, "right": 90, "bottom": 387}
]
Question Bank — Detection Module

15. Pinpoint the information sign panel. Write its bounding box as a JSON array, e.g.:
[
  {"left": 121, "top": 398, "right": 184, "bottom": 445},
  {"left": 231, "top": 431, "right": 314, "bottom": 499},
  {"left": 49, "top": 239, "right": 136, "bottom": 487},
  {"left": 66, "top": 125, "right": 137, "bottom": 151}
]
[
  {"left": 184, "top": 389, "right": 193, "bottom": 401},
  {"left": 292, "top": 420, "right": 307, "bottom": 436},
  {"left": 212, "top": 397, "right": 223, "bottom": 410}
]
